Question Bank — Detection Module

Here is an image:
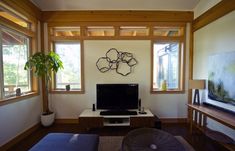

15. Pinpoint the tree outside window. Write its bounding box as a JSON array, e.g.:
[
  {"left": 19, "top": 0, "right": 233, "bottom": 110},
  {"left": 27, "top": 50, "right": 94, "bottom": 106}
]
[
  {"left": 55, "top": 42, "right": 81, "bottom": 90},
  {"left": 1, "top": 28, "right": 30, "bottom": 97}
]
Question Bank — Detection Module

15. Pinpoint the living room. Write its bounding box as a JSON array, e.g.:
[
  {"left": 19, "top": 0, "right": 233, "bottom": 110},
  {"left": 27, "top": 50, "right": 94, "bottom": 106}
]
[{"left": 0, "top": 0, "right": 235, "bottom": 151}]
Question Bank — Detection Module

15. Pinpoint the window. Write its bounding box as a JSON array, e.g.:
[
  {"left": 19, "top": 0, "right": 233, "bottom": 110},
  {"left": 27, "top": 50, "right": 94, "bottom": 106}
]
[
  {"left": 153, "top": 42, "right": 183, "bottom": 91},
  {"left": 54, "top": 42, "right": 82, "bottom": 91},
  {"left": 152, "top": 24, "right": 185, "bottom": 93},
  {"left": 51, "top": 27, "right": 81, "bottom": 37},
  {"left": 0, "top": 27, "right": 31, "bottom": 98},
  {"left": 153, "top": 26, "right": 184, "bottom": 37},
  {"left": 85, "top": 26, "right": 115, "bottom": 36},
  {"left": 0, "top": 5, "right": 37, "bottom": 103},
  {"left": 119, "top": 26, "right": 149, "bottom": 36}
]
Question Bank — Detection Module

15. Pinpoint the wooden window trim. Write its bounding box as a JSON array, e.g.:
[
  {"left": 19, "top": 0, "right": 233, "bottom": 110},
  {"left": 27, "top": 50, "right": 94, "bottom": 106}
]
[
  {"left": 0, "top": 16, "right": 34, "bottom": 37},
  {"left": 0, "top": 92, "right": 39, "bottom": 106},
  {"left": 50, "top": 90, "right": 85, "bottom": 94},
  {"left": 50, "top": 40, "right": 85, "bottom": 93},
  {"left": 151, "top": 90, "right": 185, "bottom": 94},
  {"left": 48, "top": 22, "right": 186, "bottom": 95},
  {"left": 50, "top": 36, "right": 81, "bottom": 41},
  {"left": 0, "top": 1, "right": 41, "bottom": 22},
  {"left": 0, "top": 4, "right": 39, "bottom": 105},
  {"left": 0, "top": 3, "right": 37, "bottom": 32},
  {"left": 0, "top": 26, "right": 39, "bottom": 102}
]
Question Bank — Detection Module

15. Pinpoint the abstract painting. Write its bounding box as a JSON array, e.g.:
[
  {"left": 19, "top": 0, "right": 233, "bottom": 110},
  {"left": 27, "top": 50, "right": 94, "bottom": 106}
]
[{"left": 206, "top": 51, "right": 235, "bottom": 112}]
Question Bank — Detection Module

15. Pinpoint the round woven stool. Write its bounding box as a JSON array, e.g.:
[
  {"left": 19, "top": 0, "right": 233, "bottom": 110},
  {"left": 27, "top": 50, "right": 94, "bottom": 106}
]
[{"left": 122, "top": 128, "right": 185, "bottom": 151}]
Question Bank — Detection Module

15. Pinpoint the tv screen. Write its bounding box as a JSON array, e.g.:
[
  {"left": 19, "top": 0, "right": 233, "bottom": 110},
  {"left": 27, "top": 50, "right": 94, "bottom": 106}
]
[{"left": 96, "top": 84, "right": 138, "bottom": 110}]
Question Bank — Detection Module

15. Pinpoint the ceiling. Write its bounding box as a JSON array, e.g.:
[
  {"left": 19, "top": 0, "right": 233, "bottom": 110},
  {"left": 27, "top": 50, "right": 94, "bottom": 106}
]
[{"left": 31, "top": 0, "right": 200, "bottom": 11}]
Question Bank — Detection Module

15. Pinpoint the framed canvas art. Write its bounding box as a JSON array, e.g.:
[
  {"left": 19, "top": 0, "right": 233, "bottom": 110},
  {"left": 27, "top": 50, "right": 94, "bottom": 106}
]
[{"left": 204, "top": 51, "right": 235, "bottom": 113}]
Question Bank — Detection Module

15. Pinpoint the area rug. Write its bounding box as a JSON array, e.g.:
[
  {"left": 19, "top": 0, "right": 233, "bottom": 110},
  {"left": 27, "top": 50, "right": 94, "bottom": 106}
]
[{"left": 98, "top": 136, "right": 195, "bottom": 151}]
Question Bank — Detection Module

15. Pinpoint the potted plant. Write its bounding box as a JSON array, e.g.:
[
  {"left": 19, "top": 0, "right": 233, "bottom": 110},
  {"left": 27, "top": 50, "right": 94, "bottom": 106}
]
[{"left": 24, "top": 51, "right": 63, "bottom": 126}]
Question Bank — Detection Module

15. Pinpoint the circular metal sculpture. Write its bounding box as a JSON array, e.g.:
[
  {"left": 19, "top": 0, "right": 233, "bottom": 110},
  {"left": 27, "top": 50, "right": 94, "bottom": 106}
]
[{"left": 96, "top": 48, "right": 137, "bottom": 76}]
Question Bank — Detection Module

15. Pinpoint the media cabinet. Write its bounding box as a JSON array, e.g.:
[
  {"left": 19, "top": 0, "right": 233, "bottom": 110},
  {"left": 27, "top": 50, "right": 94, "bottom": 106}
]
[{"left": 79, "top": 109, "right": 155, "bottom": 130}]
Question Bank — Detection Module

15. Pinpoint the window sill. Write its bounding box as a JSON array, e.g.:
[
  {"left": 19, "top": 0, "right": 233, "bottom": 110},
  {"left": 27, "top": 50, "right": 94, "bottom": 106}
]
[
  {"left": 50, "top": 90, "right": 85, "bottom": 94},
  {"left": 151, "top": 89, "right": 185, "bottom": 94},
  {"left": 0, "top": 92, "right": 39, "bottom": 106}
]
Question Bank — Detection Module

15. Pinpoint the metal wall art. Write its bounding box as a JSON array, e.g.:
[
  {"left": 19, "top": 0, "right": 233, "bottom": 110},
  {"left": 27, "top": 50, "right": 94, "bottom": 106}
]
[{"left": 96, "top": 48, "right": 137, "bottom": 76}]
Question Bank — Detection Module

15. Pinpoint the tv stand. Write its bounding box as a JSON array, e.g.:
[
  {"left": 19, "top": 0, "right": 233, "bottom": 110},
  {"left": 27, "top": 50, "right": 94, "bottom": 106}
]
[{"left": 79, "top": 109, "right": 154, "bottom": 129}]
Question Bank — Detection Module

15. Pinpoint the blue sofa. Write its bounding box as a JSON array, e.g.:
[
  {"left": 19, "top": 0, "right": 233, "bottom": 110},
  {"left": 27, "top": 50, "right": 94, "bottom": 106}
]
[{"left": 29, "top": 133, "right": 99, "bottom": 151}]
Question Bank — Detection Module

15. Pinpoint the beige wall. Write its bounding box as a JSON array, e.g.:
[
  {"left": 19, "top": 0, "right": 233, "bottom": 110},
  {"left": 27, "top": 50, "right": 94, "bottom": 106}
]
[
  {"left": 194, "top": 2, "right": 235, "bottom": 139},
  {"left": 51, "top": 24, "right": 190, "bottom": 119}
]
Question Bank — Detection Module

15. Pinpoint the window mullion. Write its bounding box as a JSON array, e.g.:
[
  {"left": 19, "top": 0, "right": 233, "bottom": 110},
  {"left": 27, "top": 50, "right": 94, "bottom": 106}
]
[
  {"left": 178, "top": 42, "right": 183, "bottom": 90},
  {"left": 0, "top": 27, "right": 4, "bottom": 98},
  {"left": 27, "top": 38, "right": 32, "bottom": 93}
]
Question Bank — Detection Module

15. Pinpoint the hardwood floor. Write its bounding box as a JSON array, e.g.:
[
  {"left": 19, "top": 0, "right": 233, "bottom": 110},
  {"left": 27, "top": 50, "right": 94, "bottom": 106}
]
[{"left": 7, "top": 123, "right": 229, "bottom": 151}]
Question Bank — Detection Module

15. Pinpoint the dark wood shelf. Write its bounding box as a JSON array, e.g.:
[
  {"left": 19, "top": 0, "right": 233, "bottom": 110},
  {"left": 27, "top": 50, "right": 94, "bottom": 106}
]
[
  {"left": 187, "top": 104, "right": 235, "bottom": 151},
  {"left": 187, "top": 104, "right": 235, "bottom": 129}
]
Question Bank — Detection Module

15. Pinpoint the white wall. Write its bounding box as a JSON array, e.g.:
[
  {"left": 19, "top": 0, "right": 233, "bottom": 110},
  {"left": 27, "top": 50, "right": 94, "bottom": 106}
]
[
  {"left": 0, "top": 96, "right": 41, "bottom": 146},
  {"left": 194, "top": 0, "right": 221, "bottom": 18},
  {"left": 51, "top": 24, "right": 190, "bottom": 120},
  {"left": 194, "top": 1, "right": 235, "bottom": 140},
  {"left": 0, "top": 22, "right": 42, "bottom": 147}
]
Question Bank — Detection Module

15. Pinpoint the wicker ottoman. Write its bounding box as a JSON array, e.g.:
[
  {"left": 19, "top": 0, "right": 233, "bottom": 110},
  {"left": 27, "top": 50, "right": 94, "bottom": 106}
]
[
  {"left": 122, "top": 128, "right": 185, "bottom": 151},
  {"left": 29, "top": 133, "right": 99, "bottom": 151}
]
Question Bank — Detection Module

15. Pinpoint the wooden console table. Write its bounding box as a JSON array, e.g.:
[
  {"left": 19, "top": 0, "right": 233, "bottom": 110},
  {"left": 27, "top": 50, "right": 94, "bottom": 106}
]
[
  {"left": 79, "top": 109, "right": 155, "bottom": 130},
  {"left": 187, "top": 104, "right": 235, "bottom": 150}
]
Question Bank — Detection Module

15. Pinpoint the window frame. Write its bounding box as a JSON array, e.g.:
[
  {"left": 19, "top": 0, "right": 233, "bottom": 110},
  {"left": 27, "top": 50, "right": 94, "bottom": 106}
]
[
  {"left": 1, "top": 26, "right": 32, "bottom": 98},
  {"left": 0, "top": 6, "right": 38, "bottom": 105},
  {"left": 48, "top": 23, "right": 186, "bottom": 94},
  {"left": 151, "top": 25, "right": 186, "bottom": 94},
  {"left": 50, "top": 40, "right": 85, "bottom": 94}
]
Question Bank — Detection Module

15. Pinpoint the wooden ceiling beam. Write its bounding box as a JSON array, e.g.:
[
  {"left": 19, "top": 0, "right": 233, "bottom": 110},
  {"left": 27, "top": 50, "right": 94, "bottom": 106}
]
[
  {"left": 193, "top": 0, "right": 235, "bottom": 31},
  {"left": 42, "top": 11, "right": 193, "bottom": 23}
]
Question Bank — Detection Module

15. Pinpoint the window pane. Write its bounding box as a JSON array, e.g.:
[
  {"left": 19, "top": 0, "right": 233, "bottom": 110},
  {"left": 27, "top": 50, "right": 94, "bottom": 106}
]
[
  {"left": 120, "top": 26, "right": 149, "bottom": 36},
  {"left": 153, "top": 27, "right": 183, "bottom": 37},
  {"left": 2, "top": 28, "right": 30, "bottom": 97},
  {"left": 52, "top": 27, "right": 80, "bottom": 37},
  {"left": 86, "top": 26, "right": 114, "bottom": 36},
  {"left": 153, "top": 42, "right": 179, "bottom": 90},
  {"left": 55, "top": 42, "right": 81, "bottom": 89}
]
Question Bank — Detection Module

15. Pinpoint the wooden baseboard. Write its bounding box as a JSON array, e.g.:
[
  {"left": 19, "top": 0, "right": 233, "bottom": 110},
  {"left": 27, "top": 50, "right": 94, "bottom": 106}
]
[
  {"left": 160, "top": 118, "right": 187, "bottom": 123},
  {"left": 0, "top": 123, "right": 40, "bottom": 151},
  {"left": 55, "top": 119, "right": 79, "bottom": 124}
]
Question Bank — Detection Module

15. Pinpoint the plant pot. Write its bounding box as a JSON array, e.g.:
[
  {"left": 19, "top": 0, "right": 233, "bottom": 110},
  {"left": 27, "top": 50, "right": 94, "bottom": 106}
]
[{"left": 41, "top": 112, "right": 55, "bottom": 127}]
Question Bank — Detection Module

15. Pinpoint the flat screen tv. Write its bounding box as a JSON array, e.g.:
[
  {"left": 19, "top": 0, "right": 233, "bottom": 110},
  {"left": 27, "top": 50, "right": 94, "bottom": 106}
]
[{"left": 96, "top": 84, "right": 138, "bottom": 110}]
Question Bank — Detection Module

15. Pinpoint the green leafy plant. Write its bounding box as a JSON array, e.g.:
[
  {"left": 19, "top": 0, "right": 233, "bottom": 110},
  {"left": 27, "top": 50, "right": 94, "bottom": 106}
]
[{"left": 24, "top": 51, "right": 63, "bottom": 114}]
